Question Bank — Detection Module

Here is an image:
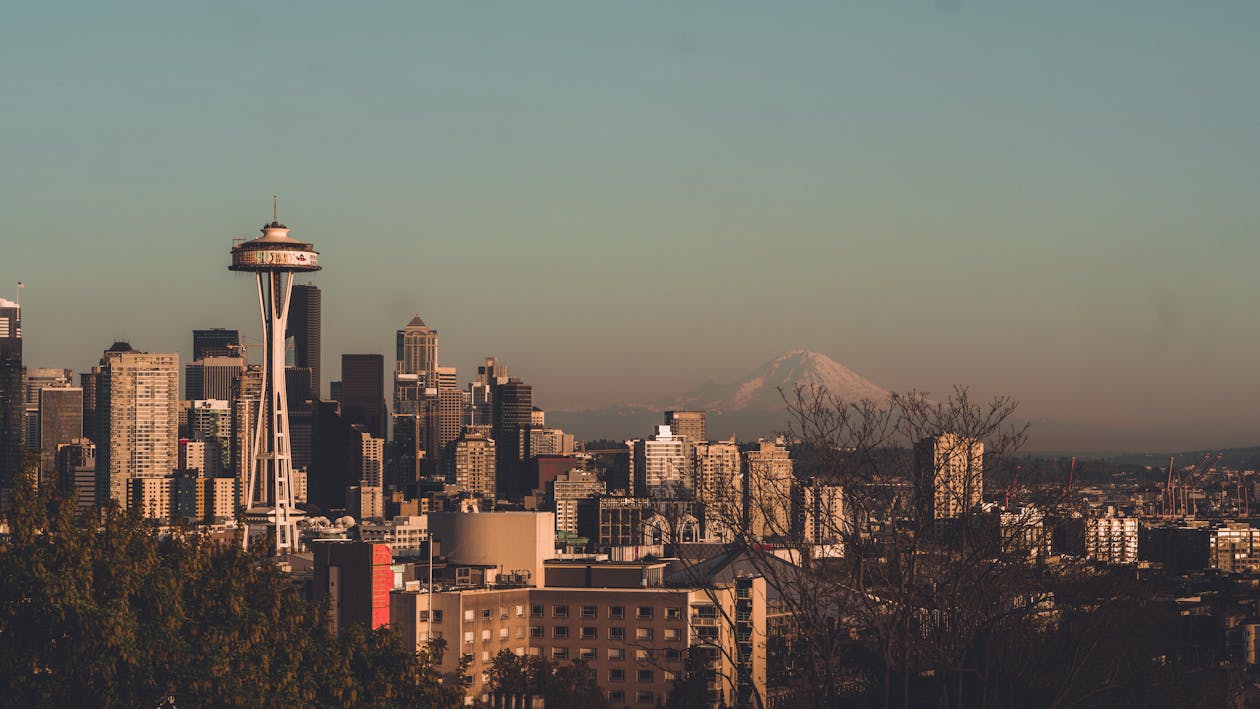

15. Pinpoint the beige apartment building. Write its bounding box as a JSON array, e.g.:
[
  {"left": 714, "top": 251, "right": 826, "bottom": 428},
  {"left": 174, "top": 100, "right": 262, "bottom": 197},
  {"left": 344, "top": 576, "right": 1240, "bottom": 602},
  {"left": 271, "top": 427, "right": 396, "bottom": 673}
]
[{"left": 391, "top": 559, "right": 773, "bottom": 708}]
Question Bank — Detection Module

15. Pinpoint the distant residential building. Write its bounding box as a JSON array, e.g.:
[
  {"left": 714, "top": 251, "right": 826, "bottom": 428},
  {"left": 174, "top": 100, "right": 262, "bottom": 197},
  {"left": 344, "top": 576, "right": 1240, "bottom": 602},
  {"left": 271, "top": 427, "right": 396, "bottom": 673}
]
[
  {"left": 1210, "top": 522, "right": 1260, "bottom": 573},
  {"left": 745, "top": 438, "right": 794, "bottom": 540},
  {"left": 526, "top": 426, "right": 574, "bottom": 458},
  {"left": 977, "top": 503, "right": 1051, "bottom": 561},
  {"left": 665, "top": 410, "right": 707, "bottom": 444},
  {"left": 358, "top": 515, "right": 429, "bottom": 552},
  {"left": 694, "top": 438, "right": 742, "bottom": 539},
  {"left": 795, "top": 480, "right": 846, "bottom": 548},
  {"left": 579, "top": 496, "right": 653, "bottom": 548},
  {"left": 632, "top": 425, "right": 692, "bottom": 498},
  {"left": 188, "top": 399, "right": 231, "bottom": 476},
  {"left": 347, "top": 485, "right": 384, "bottom": 521},
  {"left": 97, "top": 343, "right": 179, "bottom": 509},
  {"left": 914, "top": 433, "right": 983, "bottom": 522},
  {"left": 129, "top": 476, "right": 174, "bottom": 523},
  {"left": 359, "top": 431, "right": 385, "bottom": 488},
  {"left": 451, "top": 430, "right": 497, "bottom": 499},
  {"left": 1062, "top": 507, "right": 1139, "bottom": 565}
]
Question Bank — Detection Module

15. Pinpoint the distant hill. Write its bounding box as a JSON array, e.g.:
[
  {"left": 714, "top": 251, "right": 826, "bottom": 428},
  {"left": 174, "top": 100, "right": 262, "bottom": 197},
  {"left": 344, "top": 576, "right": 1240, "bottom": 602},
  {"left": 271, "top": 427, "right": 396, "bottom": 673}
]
[{"left": 550, "top": 349, "right": 888, "bottom": 441}]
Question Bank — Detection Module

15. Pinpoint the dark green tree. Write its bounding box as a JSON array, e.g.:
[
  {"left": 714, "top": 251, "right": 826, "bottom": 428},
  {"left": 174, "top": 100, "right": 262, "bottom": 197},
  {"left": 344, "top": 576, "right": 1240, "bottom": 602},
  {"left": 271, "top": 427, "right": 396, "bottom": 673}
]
[{"left": 0, "top": 470, "right": 460, "bottom": 708}]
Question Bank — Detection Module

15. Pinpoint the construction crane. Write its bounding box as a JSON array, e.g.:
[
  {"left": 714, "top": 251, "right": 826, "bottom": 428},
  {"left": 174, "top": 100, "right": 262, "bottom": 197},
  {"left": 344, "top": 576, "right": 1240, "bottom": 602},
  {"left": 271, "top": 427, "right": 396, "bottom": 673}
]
[{"left": 1162, "top": 453, "right": 1221, "bottom": 518}]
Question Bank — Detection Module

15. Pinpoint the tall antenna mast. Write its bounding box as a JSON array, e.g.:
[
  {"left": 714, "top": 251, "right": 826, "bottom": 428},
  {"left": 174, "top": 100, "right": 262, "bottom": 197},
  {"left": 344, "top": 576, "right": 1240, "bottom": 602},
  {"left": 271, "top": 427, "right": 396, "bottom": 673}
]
[{"left": 273, "top": 194, "right": 278, "bottom": 223}]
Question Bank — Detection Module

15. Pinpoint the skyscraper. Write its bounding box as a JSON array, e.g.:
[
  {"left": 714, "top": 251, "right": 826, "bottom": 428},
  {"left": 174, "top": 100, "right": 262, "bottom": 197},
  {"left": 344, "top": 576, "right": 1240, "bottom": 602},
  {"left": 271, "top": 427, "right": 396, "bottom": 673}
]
[
  {"left": 23, "top": 367, "right": 73, "bottom": 450},
  {"left": 451, "top": 429, "right": 496, "bottom": 499},
  {"left": 0, "top": 298, "right": 23, "bottom": 484},
  {"left": 395, "top": 314, "right": 438, "bottom": 380},
  {"left": 97, "top": 343, "right": 179, "bottom": 509},
  {"left": 914, "top": 433, "right": 983, "bottom": 522},
  {"left": 491, "top": 376, "right": 532, "bottom": 496},
  {"left": 38, "top": 387, "right": 83, "bottom": 489},
  {"left": 342, "top": 354, "right": 386, "bottom": 439},
  {"left": 287, "top": 284, "right": 321, "bottom": 398},
  {"left": 185, "top": 356, "right": 244, "bottom": 401},
  {"left": 192, "top": 328, "right": 240, "bottom": 360}
]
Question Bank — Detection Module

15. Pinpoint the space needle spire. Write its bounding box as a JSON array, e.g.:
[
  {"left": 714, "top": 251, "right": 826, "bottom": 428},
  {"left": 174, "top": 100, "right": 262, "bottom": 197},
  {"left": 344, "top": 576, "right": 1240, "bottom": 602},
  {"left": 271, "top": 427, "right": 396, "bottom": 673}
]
[{"left": 229, "top": 203, "right": 320, "bottom": 555}]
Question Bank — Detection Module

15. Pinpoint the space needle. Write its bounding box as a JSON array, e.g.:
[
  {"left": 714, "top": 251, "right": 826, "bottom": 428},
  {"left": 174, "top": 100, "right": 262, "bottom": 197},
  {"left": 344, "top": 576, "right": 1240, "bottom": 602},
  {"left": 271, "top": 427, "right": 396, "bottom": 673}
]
[{"left": 229, "top": 199, "right": 320, "bottom": 555}]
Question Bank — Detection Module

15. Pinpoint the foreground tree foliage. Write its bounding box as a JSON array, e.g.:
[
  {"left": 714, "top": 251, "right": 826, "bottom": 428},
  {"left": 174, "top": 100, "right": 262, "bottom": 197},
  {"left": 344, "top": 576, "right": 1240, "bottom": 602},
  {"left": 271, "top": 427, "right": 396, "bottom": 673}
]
[
  {"left": 0, "top": 475, "right": 459, "bottom": 708},
  {"left": 484, "top": 649, "right": 609, "bottom": 708}
]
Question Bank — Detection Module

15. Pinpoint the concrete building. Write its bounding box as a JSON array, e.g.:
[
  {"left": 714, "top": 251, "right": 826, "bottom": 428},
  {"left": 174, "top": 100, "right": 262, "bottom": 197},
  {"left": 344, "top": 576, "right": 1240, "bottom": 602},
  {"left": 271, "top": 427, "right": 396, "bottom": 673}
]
[
  {"left": 188, "top": 399, "right": 231, "bottom": 476},
  {"left": 359, "top": 431, "right": 385, "bottom": 488},
  {"left": 129, "top": 475, "right": 174, "bottom": 522},
  {"left": 914, "top": 433, "right": 983, "bottom": 522},
  {"left": 745, "top": 438, "right": 794, "bottom": 540},
  {"left": 694, "top": 439, "right": 742, "bottom": 540},
  {"left": 428, "top": 511, "right": 555, "bottom": 586},
  {"left": 1063, "top": 507, "right": 1139, "bottom": 565},
  {"left": 794, "top": 481, "right": 846, "bottom": 551},
  {"left": 665, "top": 410, "right": 707, "bottom": 445},
  {"left": 22, "top": 367, "right": 73, "bottom": 452},
  {"left": 347, "top": 485, "right": 384, "bottom": 522},
  {"left": 1210, "top": 522, "right": 1260, "bottom": 573},
  {"left": 632, "top": 425, "right": 692, "bottom": 499},
  {"left": 358, "top": 514, "right": 429, "bottom": 553},
  {"left": 452, "top": 429, "right": 497, "bottom": 499},
  {"left": 97, "top": 343, "right": 179, "bottom": 509},
  {"left": 579, "top": 496, "right": 653, "bottom": 548}
]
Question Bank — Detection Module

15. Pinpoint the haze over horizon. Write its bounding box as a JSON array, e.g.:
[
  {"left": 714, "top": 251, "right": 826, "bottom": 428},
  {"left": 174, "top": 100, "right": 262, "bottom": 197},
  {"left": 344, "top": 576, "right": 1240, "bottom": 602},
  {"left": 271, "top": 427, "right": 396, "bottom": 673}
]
[{"left": 3, "top": 2, "right": 1259, "bottom": 452}]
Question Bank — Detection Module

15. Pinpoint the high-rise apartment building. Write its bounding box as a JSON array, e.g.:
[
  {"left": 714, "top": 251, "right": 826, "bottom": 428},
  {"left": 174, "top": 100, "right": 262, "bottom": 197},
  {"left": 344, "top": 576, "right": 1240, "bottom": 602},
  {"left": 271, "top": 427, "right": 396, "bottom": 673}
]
[
  {"left": 0, "top": 299, "right": 25, "bottom": 483},
  {"left": 664, "top": 410, "right": 707, "bottom": 444},
  {"left": 97, "top": 343, "right": 179, "bottom": 509},
  {"left": 745, "top": 438, "right": 794, "bottom": 540},
  {"left": 359, "top": 431, "right": 385, "bottom": 488},
  {"left": 794, "top": 481, "right": 846, "bottom": 550},
  {"left": 549, "top": 468, "right": 605, "bottom": 535},
  {"left": 191, "top": 328, "right": 240, "bottom": 360},
  {"left": 913, "top": 433, "right": 983, "bottom": 522},
  {"left": 693, "top": 438, "right": 742, "bottom": 540},
  {"left": 632, "top": 425, "right": 692, "bottom": 499},
  {"left": 452, "top": 429, "right": 497, "bottom": 499},
  {"left": 342, "top": 354, "right": 386, "bottom": 439},
  {"left": 37, "top": 387, "right": 83, "bottom": 489},
  {"left": 287, "top": 284, "right": 321, "bottom": 398},
  {"left": 184, "top": 355, "right": 244, "bottom": 401},
  {"left": 189, "top": 399, "right": 231, "bottom": 475}
]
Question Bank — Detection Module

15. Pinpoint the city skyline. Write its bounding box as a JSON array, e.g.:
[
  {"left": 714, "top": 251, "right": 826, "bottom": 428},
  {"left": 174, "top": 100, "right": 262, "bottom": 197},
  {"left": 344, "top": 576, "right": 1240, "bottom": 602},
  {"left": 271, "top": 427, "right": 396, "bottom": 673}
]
[{"left": 3, "top": 2, "right": 1259, "bottom": 451}]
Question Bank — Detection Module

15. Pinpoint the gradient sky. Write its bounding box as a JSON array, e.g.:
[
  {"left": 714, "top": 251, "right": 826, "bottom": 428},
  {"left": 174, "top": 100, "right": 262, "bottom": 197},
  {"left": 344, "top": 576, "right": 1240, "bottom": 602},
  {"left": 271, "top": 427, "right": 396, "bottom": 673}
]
[{"left": 2, "top": 2, "right": 1258, "bottom": 450}]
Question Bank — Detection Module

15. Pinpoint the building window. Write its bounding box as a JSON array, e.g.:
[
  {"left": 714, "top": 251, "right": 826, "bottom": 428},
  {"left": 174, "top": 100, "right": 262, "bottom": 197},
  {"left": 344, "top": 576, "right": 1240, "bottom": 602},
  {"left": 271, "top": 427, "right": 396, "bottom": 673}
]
[
  {"left": 636, "top": 607, "right": 653, "bottom": 620},
  {"left": 499, "top": 628, "right": 509, "bottom": 640},
  {"left": 581, "top": 605, "right": 597, "bottom": 619},
  {"left": 579, "top": 648, "right": 596, "bottom": 660},
  {"left": 553, "top": 647, "right": 569, "bottom": 660},
  {"left": 463, "top": 632, "right": 473, "bottom": 645},
  {"left": 663, "top": 628, "right": 680, "bottom": 641},
  {"left": 609, "top": 627, "right": 625, "bottom": 641},
  {"left": 580, "top": 626, "right": 596, "bottom": 640},
  {"left": 554, "top": 626, "right": 569, "bottom": 639},
  {"left": 609, "top": 690, "right": 625, "bottom": 704},
  {"left": 481, "top": 608, "right": 492, "bottom": 621},
  {"left": 464, "top": 610, "right": 474, "bottom": 622},
  {"left": 695, "top": 605, "right": 717, "bottom": 619},
  {"left": 530, "top": 626, "right": 543, "bottom": 638},
  {"left": 638, "top": 669, "right": 654, "bottom": 683},
  {"left": 635, "top": 628, "right": 652, "bottom": 641},
  {"left": 552, "top": 605, "right": 569, "bottom": 618},
  {"left": 636, "top": 691, "right": 654, "bottom": 704},
  {"left": 665, "top": 607, "right": 681, "bottom": 620},
  {"left": 635, "top": 649, "right": 650, "bottom": 661},
  {"left": 610, "top": 668, "right": 625, "bottom": 682},
  {"left": 531, "top": 604, "right": 544, "bottom": 618},
  {"left": 515, "top": 604, "right": 525, "bottom": 617},
  {"left": 664, "top": 648, "right": 682, "bottom": 661},
  {"left": 432, "top": 610, "right": 443, "bottom": 623},
  {"left": 608, "top": 648, "right": 625, "bottom": 661},
  {"left": 610, "top": 605, "right": 626, "bottom": 619},
  {"left": 481, "top": 629, "right": 491, "bottom": 641},
  {"left": 664, "top": 671, "right": 676, "bottom": 682}
]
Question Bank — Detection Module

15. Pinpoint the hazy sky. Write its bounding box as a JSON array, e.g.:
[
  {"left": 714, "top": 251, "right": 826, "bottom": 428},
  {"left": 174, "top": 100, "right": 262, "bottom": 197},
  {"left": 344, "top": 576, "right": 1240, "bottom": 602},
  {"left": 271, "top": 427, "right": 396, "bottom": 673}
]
[{"left": 2, "top": 2, "right": 1258, "bottom": 450}]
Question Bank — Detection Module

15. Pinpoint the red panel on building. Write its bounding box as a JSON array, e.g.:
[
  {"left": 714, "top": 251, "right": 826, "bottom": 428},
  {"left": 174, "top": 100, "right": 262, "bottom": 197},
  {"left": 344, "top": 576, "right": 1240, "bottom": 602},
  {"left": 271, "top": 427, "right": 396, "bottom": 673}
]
[{"left": 371, "top": 543, "right": 393, "bottom": 629}]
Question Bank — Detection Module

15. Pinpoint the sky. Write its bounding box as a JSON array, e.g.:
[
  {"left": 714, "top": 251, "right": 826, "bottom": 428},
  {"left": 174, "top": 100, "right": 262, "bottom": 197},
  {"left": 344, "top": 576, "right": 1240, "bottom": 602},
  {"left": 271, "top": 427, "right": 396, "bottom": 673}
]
[{"left": 2, "top": 2, "right": 1258, "bottom": 451}]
